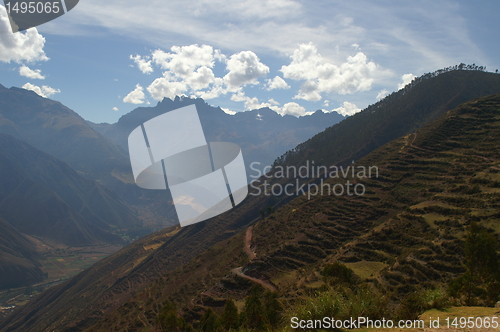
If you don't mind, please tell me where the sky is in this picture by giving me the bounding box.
[0,0,499,123]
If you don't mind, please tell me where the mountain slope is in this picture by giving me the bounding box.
[0,134,142,246]
[78,92,500,331]
[0,84,129,185]
[89,96,345,178]
[2,70,500,331]
[0,217,44,289]
[275,70,500,168]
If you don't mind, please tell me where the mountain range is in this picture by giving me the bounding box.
[0,83,346,224]
[0,82,346,292]
[88,96,345,181]
[1,69,499,331]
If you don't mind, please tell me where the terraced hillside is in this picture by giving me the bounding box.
[85,93,500,331]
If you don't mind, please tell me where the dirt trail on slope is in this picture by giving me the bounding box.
[231,226,277,292]
[244,226,256,261]
[231,267,277,292]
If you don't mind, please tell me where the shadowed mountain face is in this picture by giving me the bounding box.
[89,97,345,179]
[0,133,141,246]
[0,84,129,187]
[0,217,44,289]
[3,70,500,331]
[0,84,345,227]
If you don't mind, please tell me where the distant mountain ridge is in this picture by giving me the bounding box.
[89,97,345,179]
[0,84,129,186]
[0,84,345,227]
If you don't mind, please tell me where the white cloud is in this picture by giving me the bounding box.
[398,73,416,89]
[329,101,361,116]
[224,51,269,91]
[22,83,60,98]
[0,6,48,63]
[279,102,306,117]
[230,90,307,116]
[123,84,147,104]
[281,43,386,101]
[152,44,218,77]
[147,78,187,101]
[231,90,277,112]
[19,65,45,79]
[268,98,280,106]
[221,107,236,115]
[266,76,290,90]
[136,45,272,101]
[376,89,389,100]
[140,44,222,100]
[130,54,153,74]
[186,66,216,90]
[193,78,226,100]
[44,0,491,89]
[113,107,119,111]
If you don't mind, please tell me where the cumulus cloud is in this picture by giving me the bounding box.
[279,102,306,117]
[223,51,269,91]
[113,107,119,111]
[328,101,361,116]
[139,44,223,100]
[398,73,416,89]
[123,84,147,104]
[19,65,45,79]
[132,44,273,101]
[0,6,48,63]
[152,44,218,74]
[22,83,60,98]
[281,43,384,101]
[221,108,236,115]
[231,90,307,116]
[376,89,389,100]
[130,55,153,74]
[266,76,290,90]
[147,78,187,101]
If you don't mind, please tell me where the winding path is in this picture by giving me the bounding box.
[230,226,278,292]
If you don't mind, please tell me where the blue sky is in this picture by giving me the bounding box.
[0,0,499,123]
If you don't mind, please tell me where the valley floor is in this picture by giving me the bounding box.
[0,242,122,319]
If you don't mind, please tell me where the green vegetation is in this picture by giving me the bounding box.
[157,300,193,331]
[322,262,359,285]
[448,222,500,305]
[260,206,275,220]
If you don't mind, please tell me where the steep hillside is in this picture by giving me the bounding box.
[275,70,500,168]
[2,71,500,331]
[0,217,44,289]
[0,84,129,186]
[0,134,142,246]
[84,92,500,331]
[89,96,345,178]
